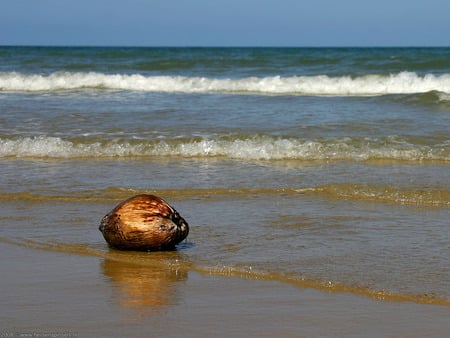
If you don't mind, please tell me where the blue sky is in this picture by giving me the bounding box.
[1,0,449,46]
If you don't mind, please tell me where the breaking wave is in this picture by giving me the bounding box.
[1,71,450,96]
[1,135,449,161]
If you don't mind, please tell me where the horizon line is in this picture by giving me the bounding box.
[1,44,449,49]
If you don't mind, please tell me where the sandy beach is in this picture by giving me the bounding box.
[1,241,449,338]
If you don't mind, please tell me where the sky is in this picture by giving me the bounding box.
[0,0,449,47]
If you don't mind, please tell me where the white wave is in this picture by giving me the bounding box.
[1,71,450,96]
[0,136,145,158]
[1,136,448,161]
[437,92,450,102]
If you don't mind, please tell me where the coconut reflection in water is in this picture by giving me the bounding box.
[101,250,188,312]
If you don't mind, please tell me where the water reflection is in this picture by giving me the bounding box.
[101,250,188,312]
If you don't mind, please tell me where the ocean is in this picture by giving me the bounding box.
[1,46,450,335]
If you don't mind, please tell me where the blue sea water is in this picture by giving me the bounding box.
[0,47,449,306]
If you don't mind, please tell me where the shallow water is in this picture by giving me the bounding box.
[1,157,449,306]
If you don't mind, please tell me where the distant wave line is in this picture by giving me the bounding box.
[1,71,450,96]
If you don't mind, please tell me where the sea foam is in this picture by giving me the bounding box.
[1,135,448,161]
[1,71,450,96]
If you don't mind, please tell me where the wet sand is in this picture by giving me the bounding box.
[1,242,449,338]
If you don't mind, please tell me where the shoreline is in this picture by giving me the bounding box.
[2,235,449,307]
[2,242,450,337]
